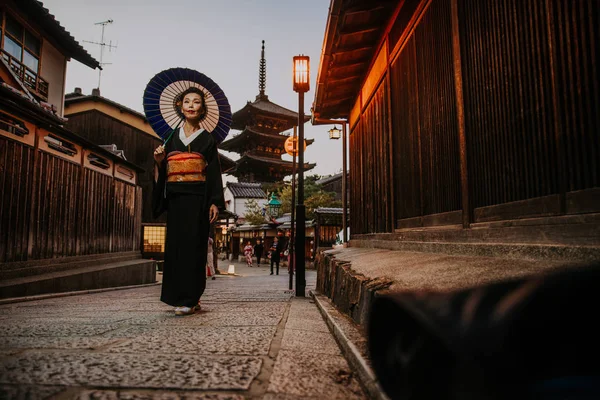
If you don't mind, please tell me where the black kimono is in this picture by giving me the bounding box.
[153,128,224,307]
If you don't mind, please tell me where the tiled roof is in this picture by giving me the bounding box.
[316,173,343,186]
[231,96,311,130]
[226,182,266,199]
[221,126,315,152]
[241,154,316,170]
[314,207,343,215]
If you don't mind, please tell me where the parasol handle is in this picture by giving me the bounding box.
[162,120,183,147]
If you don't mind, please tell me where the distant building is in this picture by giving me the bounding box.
[316,172,350,202]
[223,182,267,223]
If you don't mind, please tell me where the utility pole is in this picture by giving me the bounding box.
[83,19,117,90]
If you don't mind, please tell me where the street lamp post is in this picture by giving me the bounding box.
[289,127,297,290]
[293,54,309,297]
[328,124,347,243]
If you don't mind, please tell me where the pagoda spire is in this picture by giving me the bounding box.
[258,40,267,99]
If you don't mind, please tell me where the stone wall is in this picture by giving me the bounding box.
[316,251,392,327]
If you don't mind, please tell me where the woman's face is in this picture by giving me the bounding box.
[181,92,204,121]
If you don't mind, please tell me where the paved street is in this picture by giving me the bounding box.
[0,261,366,400]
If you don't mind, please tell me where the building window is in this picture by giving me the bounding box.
[116,166,134,179]
[87,153,110,169]
[0,112,29,137]
[44,134,77,156]
[143,226,166,253]
[1,13,45,99]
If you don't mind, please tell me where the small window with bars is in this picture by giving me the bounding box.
[44,134,77,156]
[87,153,110,169]
[116,166,134,179]
[143,226,166,253]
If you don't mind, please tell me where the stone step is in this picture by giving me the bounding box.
[378,213,600,246]
[0,259,156,299]
[351,239,600,262]
[0,252,142,281]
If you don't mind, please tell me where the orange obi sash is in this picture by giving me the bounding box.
[167,152,207,182]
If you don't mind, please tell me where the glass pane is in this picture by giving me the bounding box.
[24,31,40,55]
[5,15,23,41]
[3,35,22,60]
[23,50,38,72]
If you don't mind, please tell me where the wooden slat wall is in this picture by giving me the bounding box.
[551,0,600,192]
[459,0,600,208]
[112,180,138,252]
[30,152,81,259]
[0,138,35,262]
[350,0,598,233]
[349,121,363,234]
[386,0,461,229]
[0,136,142,263]
[350,81,392,234]
[390,39,421,221]
[415,0,461,217]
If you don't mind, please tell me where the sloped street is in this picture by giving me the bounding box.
[0,263,366,400]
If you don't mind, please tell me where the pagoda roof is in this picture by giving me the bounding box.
[231,95,311,130]
[220,126,314,152]
[229,153,316,174]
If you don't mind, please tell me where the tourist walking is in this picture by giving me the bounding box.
[270,237,284,275]
[254,239,264,265]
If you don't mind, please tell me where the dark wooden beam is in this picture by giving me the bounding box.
[332,43,377,56]
[338,25,380,36]
[326,75,364,85]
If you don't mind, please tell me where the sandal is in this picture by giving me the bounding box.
[174,305,199,316]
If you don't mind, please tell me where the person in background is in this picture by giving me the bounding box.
[270,237,284,275]
[207,237,216,280]
[244,241,254,267]
[254,239,264,266]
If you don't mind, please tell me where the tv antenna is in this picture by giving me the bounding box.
[83,19,117,91]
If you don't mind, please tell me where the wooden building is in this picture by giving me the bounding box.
[221,41,315,183]
[313,0,599,244]
[0,0,153,298]
[63,88,236,259]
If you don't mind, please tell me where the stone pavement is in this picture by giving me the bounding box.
[0,260,367,400]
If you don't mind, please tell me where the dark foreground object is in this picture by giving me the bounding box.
[368,262,600,400]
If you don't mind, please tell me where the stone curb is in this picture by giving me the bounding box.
[310,290,390,400]
[0,282,161,305]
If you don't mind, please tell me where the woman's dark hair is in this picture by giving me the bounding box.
[175,87,207,121]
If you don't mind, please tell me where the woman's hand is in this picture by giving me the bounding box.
[209,204,219,223]
[153,145,165,164]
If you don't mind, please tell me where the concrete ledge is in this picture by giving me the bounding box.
[0,282,161,305]
[311,290,390,400]
[0,252,143,280]
[0,259,156,299]
[316,247,594,327]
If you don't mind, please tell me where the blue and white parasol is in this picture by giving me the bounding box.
[143,68,232,144]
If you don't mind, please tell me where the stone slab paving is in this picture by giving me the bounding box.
[0,262,366,399]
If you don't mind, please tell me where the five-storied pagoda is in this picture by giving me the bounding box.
[220,41,315,183]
